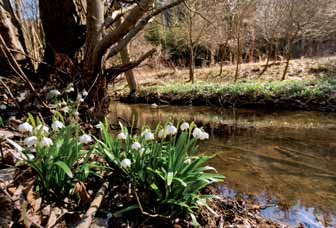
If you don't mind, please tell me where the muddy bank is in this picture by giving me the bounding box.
[119,90,336,112]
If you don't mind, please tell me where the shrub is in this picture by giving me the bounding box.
[97,121,224,225]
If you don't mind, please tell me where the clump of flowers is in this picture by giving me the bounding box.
[98,121,223,225]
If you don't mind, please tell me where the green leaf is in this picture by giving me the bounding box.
[55,161,73,178]
[190,213,200,227]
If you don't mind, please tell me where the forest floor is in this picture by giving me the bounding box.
[116,56,336,111]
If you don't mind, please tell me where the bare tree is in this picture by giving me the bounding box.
[81,0,183,112]
[274,0,335,80]
[0,0,27,63]
[226,0,255,82]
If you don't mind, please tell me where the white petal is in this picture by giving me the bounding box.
[120,158,131,168]
[18,122,33,133]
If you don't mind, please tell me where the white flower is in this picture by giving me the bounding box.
[51,120,64,131]
[0,104,7,110]
[192,128,209,140]
[139,148,145,156]
[95,122,104,129]
[131,142,141,150]
[120,158,131,169]
[165,124,177,135]
[199,132,209,140]
[192,128,203,138]
[184,158,191,164]
[82,89,88,97]
[24,136,37,147]
[18,122,33,133]
[76,94,84,103]
[40,137,53,147]
[65,87,75,93]
[79,134,92,144]
[48,89,61,97]
[36,124,49,133]
[180,122,190,131]
[61,101,67,106]
[142,129,154,141]
[158,129,166,139]
[117,132,127,140]
[61,106,70,113]
[74,111,80,117]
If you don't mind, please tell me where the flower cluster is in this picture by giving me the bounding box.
[111,122,209,168]
[18,119,93,149]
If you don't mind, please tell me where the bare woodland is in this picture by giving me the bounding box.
[1,0,336,115]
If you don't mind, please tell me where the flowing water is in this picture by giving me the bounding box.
[108,102,336,228]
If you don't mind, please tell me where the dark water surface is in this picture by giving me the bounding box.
[108,102,336,228]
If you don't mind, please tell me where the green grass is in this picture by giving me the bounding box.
[145,79,336,99]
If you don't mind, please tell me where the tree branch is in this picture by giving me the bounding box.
[106,0,184,59]
[105,48,156,80]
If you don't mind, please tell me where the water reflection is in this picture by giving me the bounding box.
[108,102,336,227]
[219,185,336,228]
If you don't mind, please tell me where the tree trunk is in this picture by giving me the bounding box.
[234,31,240,83]
[189,45,195,83]
[39,0,86,58]
[281,51,291,81]
[281,42,292,80]
[115,7,137,95]
[120,47,137,94]
[0,0,26,63]
[259,44,272,77]
[188,14,194,83]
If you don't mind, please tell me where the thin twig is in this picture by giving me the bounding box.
[75,182,109,228]
[133,185,170,219]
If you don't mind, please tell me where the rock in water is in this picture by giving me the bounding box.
[0,192,13,228]
[151,103,158,108]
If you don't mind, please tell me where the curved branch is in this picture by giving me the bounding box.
[106,48,156,80]
[106,0,184,59]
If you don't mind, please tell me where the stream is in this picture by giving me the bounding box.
[107,102,336,228]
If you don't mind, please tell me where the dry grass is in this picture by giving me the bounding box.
[112,56,336,92]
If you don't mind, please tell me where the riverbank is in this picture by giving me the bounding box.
[119,79,336,111]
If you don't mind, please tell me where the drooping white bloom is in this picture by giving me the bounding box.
[139,148,145,156]
[117,132,127,140]
[95,122,104,129]
[40,137,53,147]
[18,122,33,133]
[184,158,191,164]
[79,134,93,144]
[192,128,203,139]
[36,124,49,133]
[74,111,80,117]
[82,89,88,97]
[192,128,209,140]
[24,136,37,147]
[61,101,67,106]
[51,120,64,131]
[158,129,166,139]
[76,94,84,103]
[131,141,141,150]
[142,129,154,141]
[199,132,209,140]
[65,87,75,93]
[180,122,190,131]
[48,89,61,97]
[165,124,177,135]
[120,158,131,168]
[0,104,7,110]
